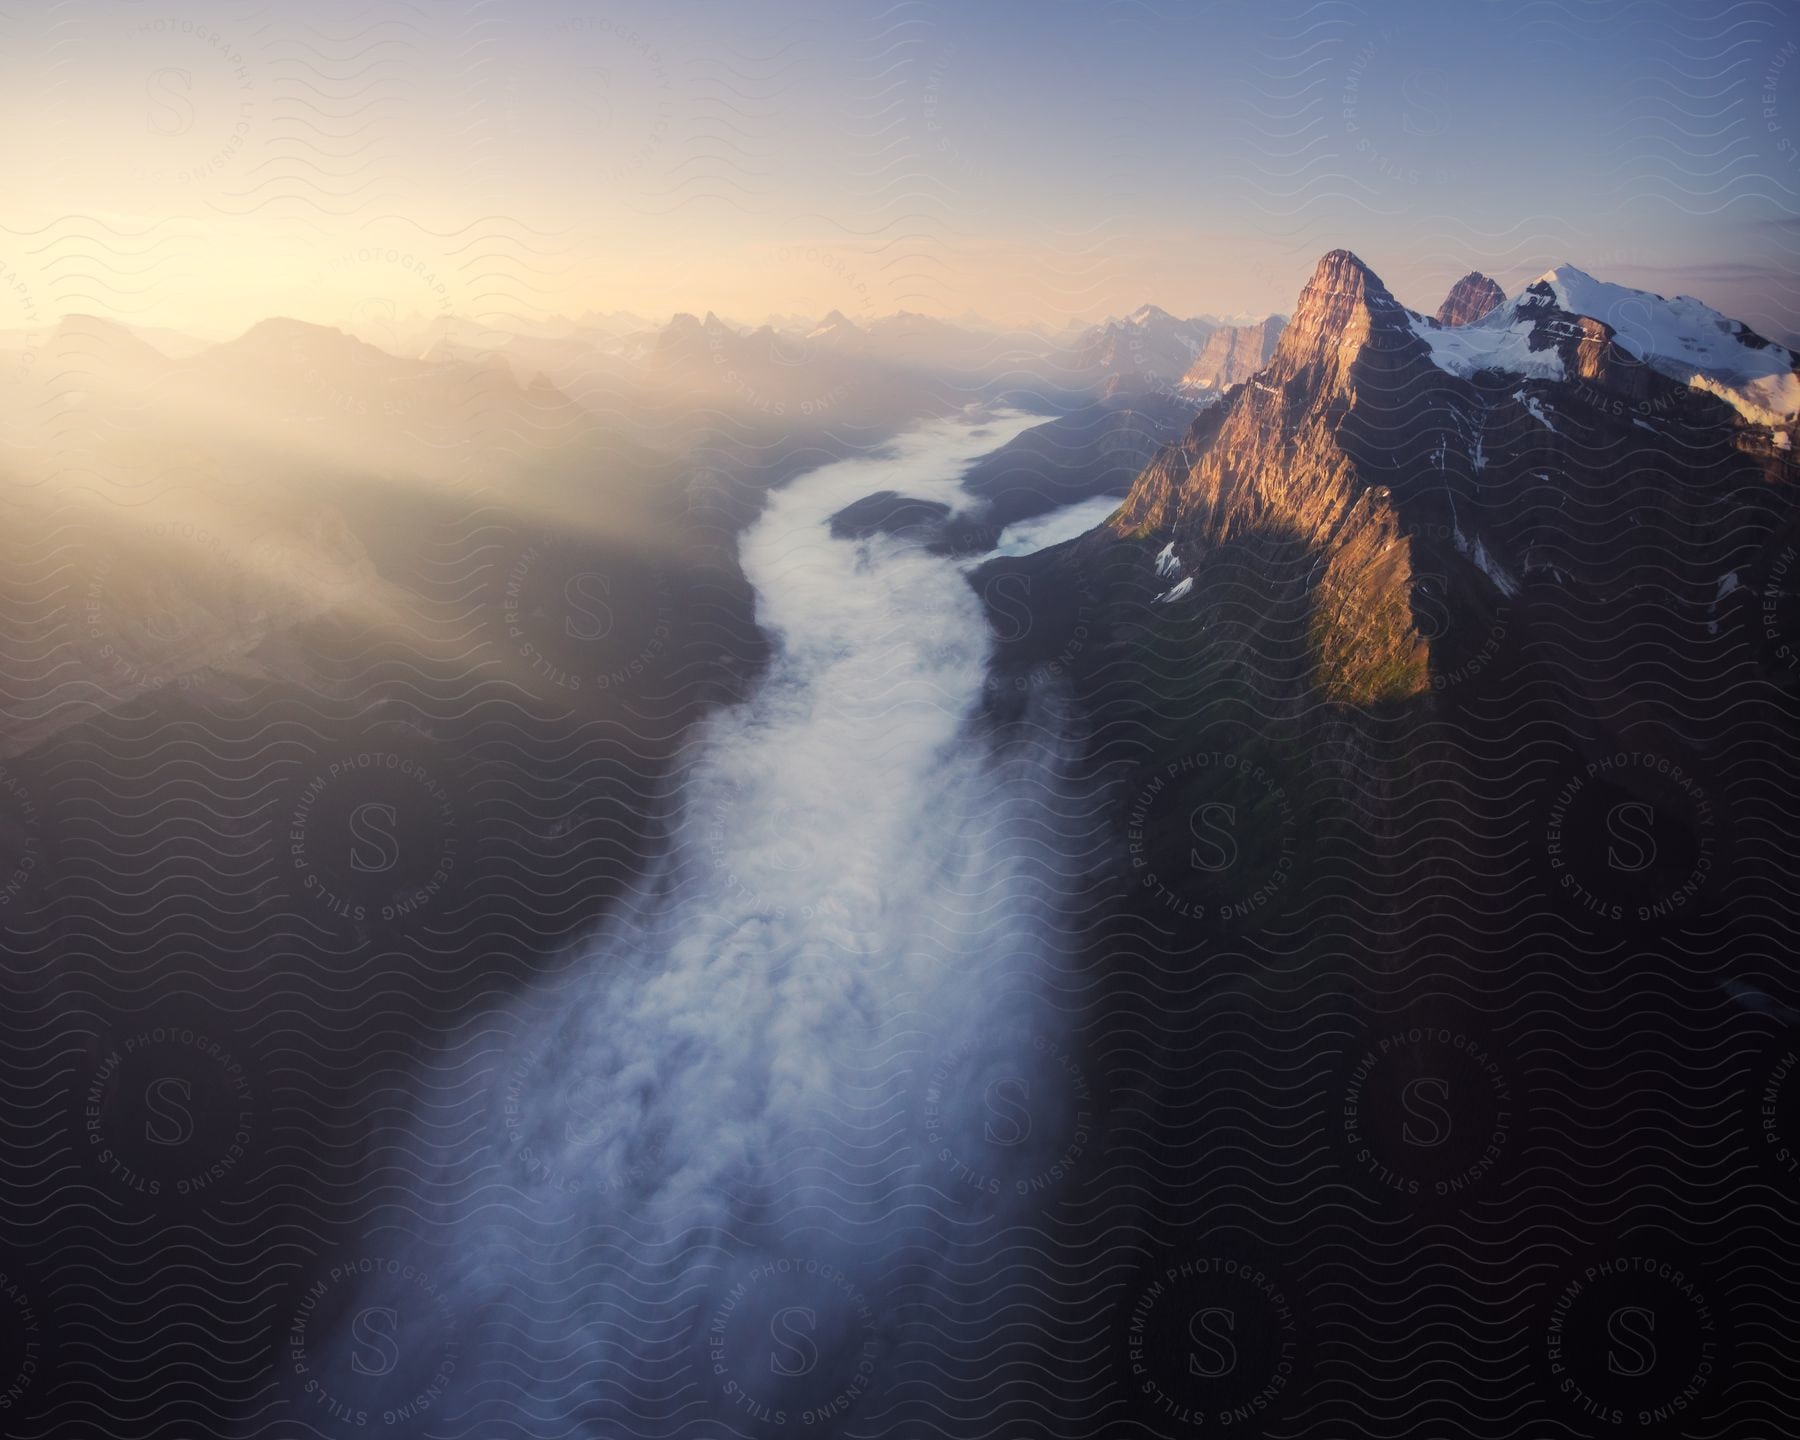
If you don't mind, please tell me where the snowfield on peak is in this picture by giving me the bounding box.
[1410,308,1568,381]
[1411,263,1798,425]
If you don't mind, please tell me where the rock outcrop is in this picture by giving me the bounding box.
[1434,270,1505,326]
[1177,314,1287,390]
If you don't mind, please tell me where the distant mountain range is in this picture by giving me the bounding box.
[1,299,1299,411]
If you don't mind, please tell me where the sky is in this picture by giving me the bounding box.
[1,0,1796,341]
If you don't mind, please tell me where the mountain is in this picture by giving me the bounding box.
[1108,249,1435,702]
[1434,270,1505,326]
[1077,248,1790,696]
[967,249,1799,1440]
[805,309,865,345]
[1517,265,1798,425]
[574,307,655,336]
[1177,313,1287,390]
[980,245,1797,911]
[1072,303,1217,389]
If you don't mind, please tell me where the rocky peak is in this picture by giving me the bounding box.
[1297,248,1398,310]
[1265,249,1411,389]
[1435,271,1505,327]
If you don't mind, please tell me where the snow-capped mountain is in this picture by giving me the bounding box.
[986,244,1797,751]
[1407,265,1800,429]
[977,243,1799,989]
[1518,266,1798,426]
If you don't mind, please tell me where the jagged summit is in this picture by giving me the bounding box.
[1303,249,1396,300]
[657,311,731,336]
[205,316,417,373]
[1436,272,1505,327]
[1265,249,1410,387]
[1520,264,1610,307]
[1296,250,1404,319]
[1074,302,1215,385]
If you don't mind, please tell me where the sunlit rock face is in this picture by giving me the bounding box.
[1115,250,1432,705]
[1434,271,1505,328]
[1178,314,1287,391]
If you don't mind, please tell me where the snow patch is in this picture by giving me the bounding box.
[1411,310,1567,381]
[1154,576,1194,604]
[1454,527,1520,598]
[1514,390,1555,431]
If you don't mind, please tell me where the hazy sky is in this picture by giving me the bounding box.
[3,0,1796,340]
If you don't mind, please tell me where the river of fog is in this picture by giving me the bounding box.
[302,410,1096,1437]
